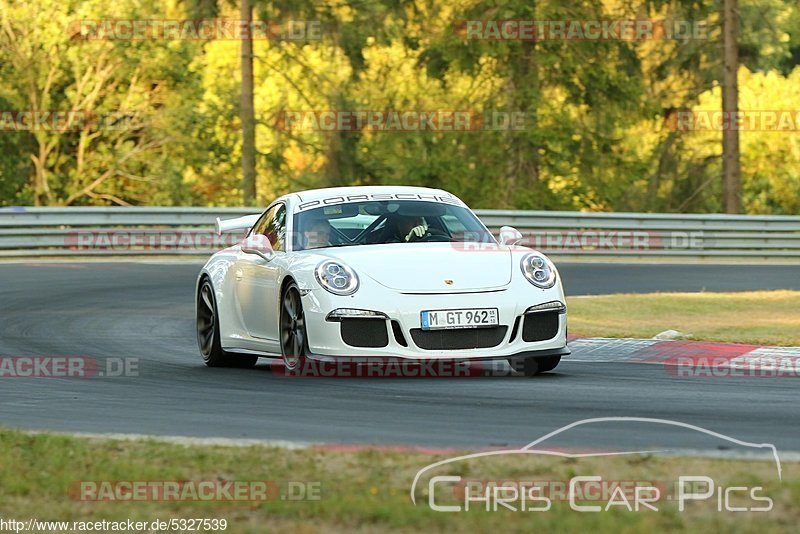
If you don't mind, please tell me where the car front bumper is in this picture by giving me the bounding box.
[299,276,569,362]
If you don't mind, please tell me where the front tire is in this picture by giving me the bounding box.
[280,281,308,371]
[509,355,561,376]
[197,278,258,368]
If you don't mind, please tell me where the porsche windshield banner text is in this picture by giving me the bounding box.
[295,191,464,211]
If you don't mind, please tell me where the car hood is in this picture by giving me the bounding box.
[317,243,512,292]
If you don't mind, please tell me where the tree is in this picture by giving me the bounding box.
[240,0,257,205]
[0,0,196,206]
[722,0,741,213]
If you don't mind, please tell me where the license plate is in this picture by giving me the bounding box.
[420,308,499,330]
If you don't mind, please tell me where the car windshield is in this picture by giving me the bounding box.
[292,200,496,251]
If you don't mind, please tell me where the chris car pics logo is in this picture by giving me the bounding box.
[411,417,779,513]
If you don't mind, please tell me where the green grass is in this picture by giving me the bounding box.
[566,290,800,346]
[1,429,798,532]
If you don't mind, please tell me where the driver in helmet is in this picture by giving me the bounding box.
[302,218,332,250]
[389,215,429,243]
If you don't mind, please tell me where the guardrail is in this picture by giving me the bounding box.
[1,206,799,259]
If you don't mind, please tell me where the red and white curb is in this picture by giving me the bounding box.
[569,337,800,377]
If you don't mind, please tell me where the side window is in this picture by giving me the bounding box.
[249,207,274,238]
[248,204,286,251]
[266,204,286,251]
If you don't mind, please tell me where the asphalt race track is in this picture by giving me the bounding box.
[1,261,798,454]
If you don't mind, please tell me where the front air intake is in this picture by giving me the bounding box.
[521,311,560,342]
[340,319,389,348]
[391,320,408,347]
[409,326,508,350]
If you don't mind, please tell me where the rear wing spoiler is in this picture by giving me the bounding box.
[215,214,261,235]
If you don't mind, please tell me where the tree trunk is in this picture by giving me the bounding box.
[240,0,257,205]
[31,137,52,207]
[504,19,539,208]
[722,0,741,213]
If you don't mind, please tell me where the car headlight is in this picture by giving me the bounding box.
[520,253,557,289]
[315,260,359,295]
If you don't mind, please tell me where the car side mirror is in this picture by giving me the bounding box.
[241,234,274,261]
[499,226,524,246]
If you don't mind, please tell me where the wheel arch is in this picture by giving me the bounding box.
[279,274,298,300]
[195,271,211,314]
[197,270,211,288]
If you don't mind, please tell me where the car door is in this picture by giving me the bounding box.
[235,203,287,341]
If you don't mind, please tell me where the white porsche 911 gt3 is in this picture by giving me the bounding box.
[196,186,569,376]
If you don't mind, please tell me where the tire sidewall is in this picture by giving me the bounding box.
[280,281,307,370]
[197,278,223,364]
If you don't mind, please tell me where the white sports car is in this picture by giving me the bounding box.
[196,186,569,376]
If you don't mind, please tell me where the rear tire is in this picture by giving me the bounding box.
[509,355,561,377]
[197,278,258,368]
